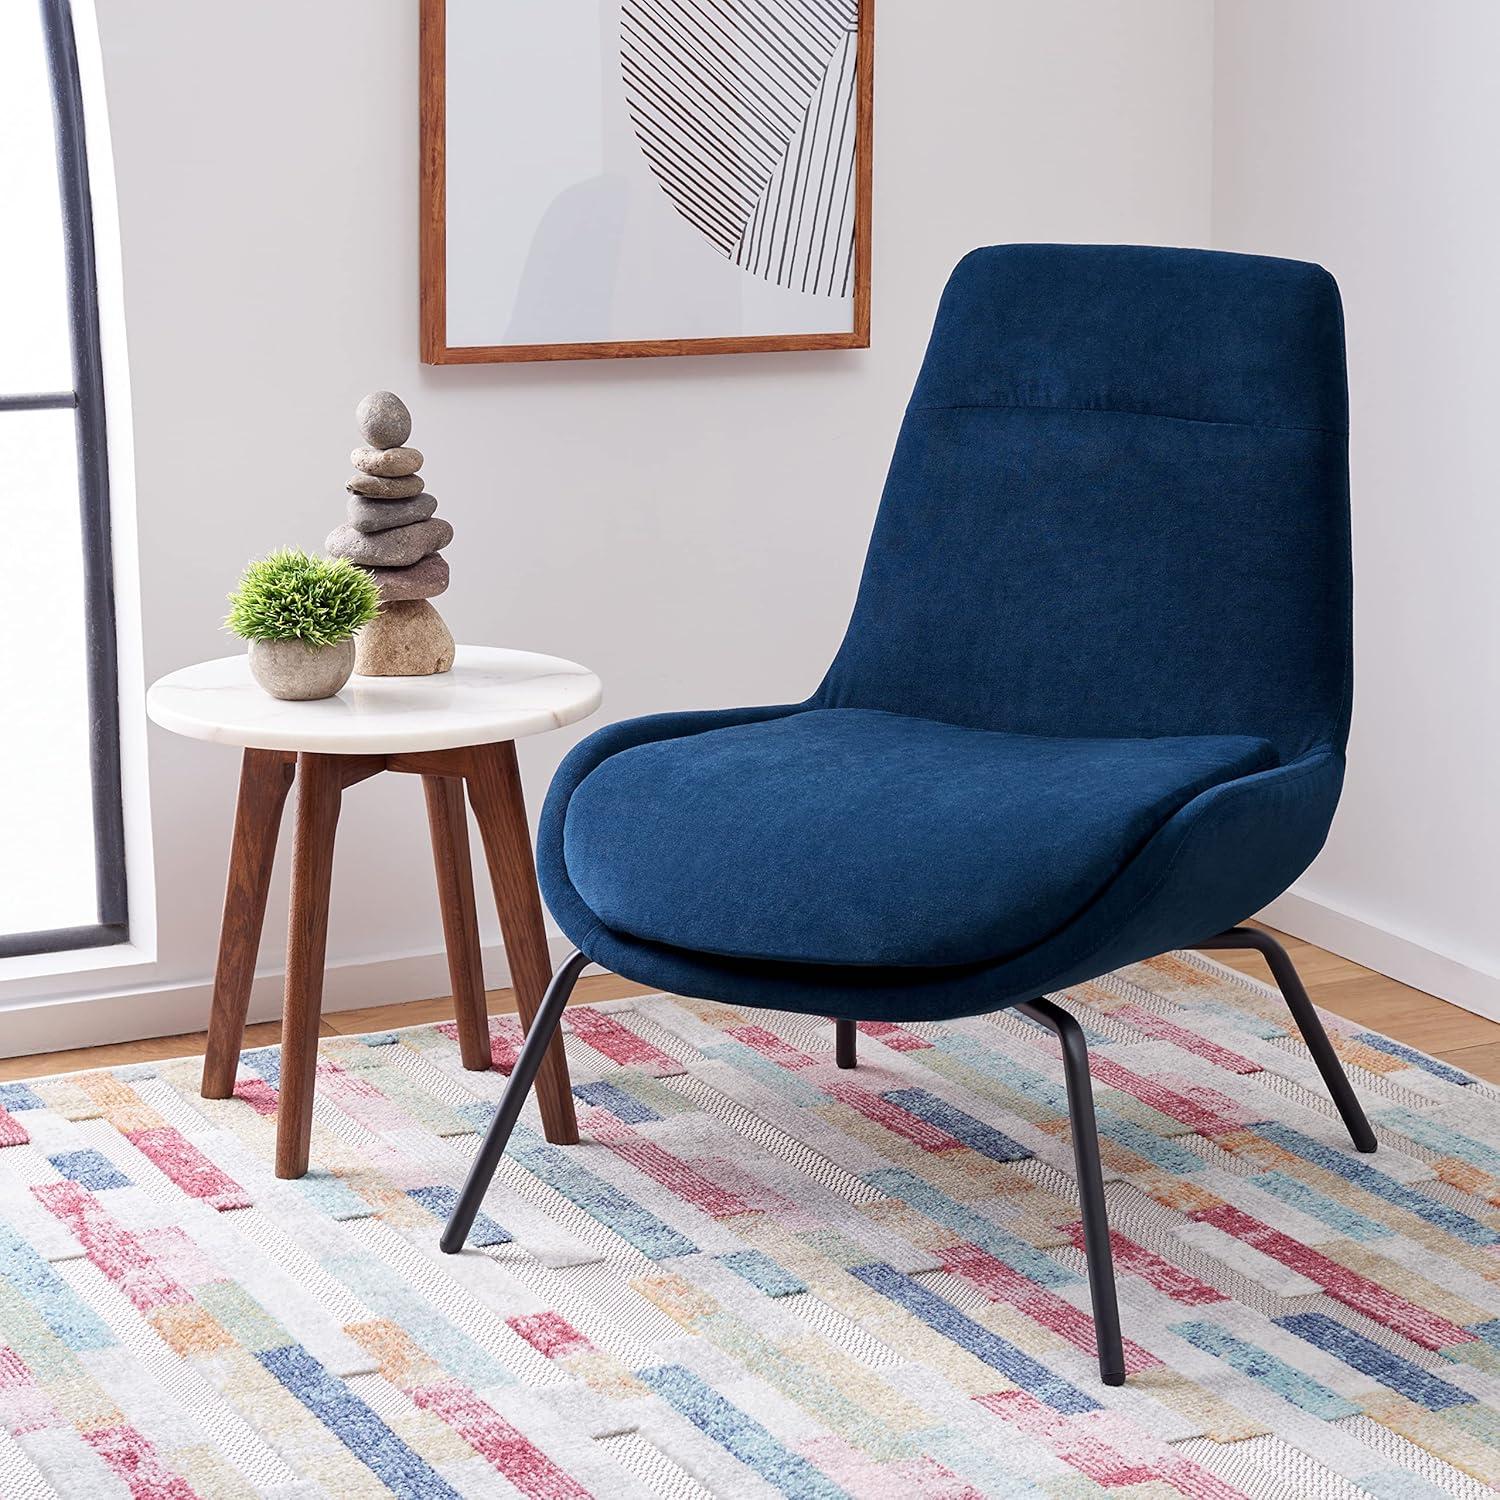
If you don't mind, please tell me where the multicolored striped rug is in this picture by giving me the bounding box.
[1,951,1497,1498]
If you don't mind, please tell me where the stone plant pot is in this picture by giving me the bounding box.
[247,637,356,701]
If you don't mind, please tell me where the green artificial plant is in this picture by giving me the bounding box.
[226,548,381,647]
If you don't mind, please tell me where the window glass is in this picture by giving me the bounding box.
[0,2,73,393]
[0,0,127,954]
[0,409,97,933]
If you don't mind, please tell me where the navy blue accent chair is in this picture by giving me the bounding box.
[443,245,1376,1386]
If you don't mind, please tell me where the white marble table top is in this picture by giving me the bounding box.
[146,646,602,754]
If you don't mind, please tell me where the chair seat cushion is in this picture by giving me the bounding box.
[563,709,1277,968]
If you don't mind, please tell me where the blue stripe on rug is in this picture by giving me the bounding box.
[702,1042,827,1106]
[639,1363,849,1499]
[507,1126,696,1259]
[1358,1474,1462,1500]
[573,1079,661,1123]
[921,1032,1207,1173]
[405,1186,510,1246]
[1277,1313,1474,1410]
[1249,1170,1393,1242]
[1170,1320,1360,1418]
[0,1220,114,1352]
[1257,1123,1499,1245]
[326,1251,514,1390]
[1376,1109,1500,1175]
[718,1249,807,1298]
[1350,1034,1473,1085]
[241,1046,281,1087]
[880,1089,1032,1162]
[257,1343,463,1498]
[850,1263,1098,1415]
[48,1149,131,1191]
[866,1168,1077,1288]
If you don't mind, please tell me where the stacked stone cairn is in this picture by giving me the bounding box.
[327,391,456,676]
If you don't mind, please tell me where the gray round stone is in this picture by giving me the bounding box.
[326,517,453,569]
[367,553,449,602]
[347,492,438,533]
[352,445,423,478]
[347,472,424,499]
[356,390,411,449]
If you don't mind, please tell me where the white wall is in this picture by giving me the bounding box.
[1214,0,1500,1017]
[0,1,1214,1048]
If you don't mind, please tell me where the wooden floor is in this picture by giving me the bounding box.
[3,924,1496,1084]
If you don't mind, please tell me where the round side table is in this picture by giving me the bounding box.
[147,645,602,1178]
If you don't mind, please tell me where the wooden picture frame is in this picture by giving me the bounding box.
[420,0,873,364]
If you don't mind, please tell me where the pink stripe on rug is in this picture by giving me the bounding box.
[412,1379,592,1499]
[593,1128,755,1218]
[728,1024,819,1071]
[855,1019,932,1052]
[978,1389,1248,1499]
[826,1082,965,1152]
[1110,1004,1262,1074]
[1087,1057,1248,1133]
[314,1060,411,1133]
[1195,1203,1476,1349]
[231,1078,278,1115]
[565,1008,679,1074]
[0,1346,62,1436]
[939,1242,1159,1373]
[509,1310,596,1361]
[127,1126,249,1211]
[84,1422,199,1500]
[1065,1224,1227,1305]
[33,1182,193,1313]
[800,1433,985,1498]
[438,1016,525,1071]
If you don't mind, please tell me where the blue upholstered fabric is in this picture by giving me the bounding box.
[565,710,1275,967]
[538,245,1352,1021]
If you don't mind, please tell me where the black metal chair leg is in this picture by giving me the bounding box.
[835,1018,857,1068]
[1015,996,1125,1386]
[1196,926,1377,1154]
[441,948,591,1254]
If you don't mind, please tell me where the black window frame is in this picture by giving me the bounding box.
[0,0,128,959]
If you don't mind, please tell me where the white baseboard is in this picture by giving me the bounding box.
[10,892,1496,1061]
[0,929,583,1061]
[1258,890,1500,1024]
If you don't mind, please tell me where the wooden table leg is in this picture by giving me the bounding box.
[276,753,343,1178]
[202,748,295,1099]
[466,741,579,1145]
[422,774,491,1070]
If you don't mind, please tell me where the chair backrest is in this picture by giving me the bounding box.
[815,244,1351,762]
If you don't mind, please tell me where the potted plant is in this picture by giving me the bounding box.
[226,548,381,700]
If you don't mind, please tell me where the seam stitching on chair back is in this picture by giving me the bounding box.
[906,401,1347,438]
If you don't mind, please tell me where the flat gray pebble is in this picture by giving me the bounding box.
[356,390,411,449]
[347,492,438,533]
[347,471,424,499]
[367,553,449,602]
[326,517,453,569]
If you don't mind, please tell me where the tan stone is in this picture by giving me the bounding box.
[352,444,423,477]
[353,599,455,677]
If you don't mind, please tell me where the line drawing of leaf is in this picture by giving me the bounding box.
[620,0,859,298]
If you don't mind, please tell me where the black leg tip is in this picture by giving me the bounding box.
[1101,1368,1126,1387]
[438,1228,466,1255]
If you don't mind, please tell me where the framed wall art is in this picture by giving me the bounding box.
[420,0,873,364]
